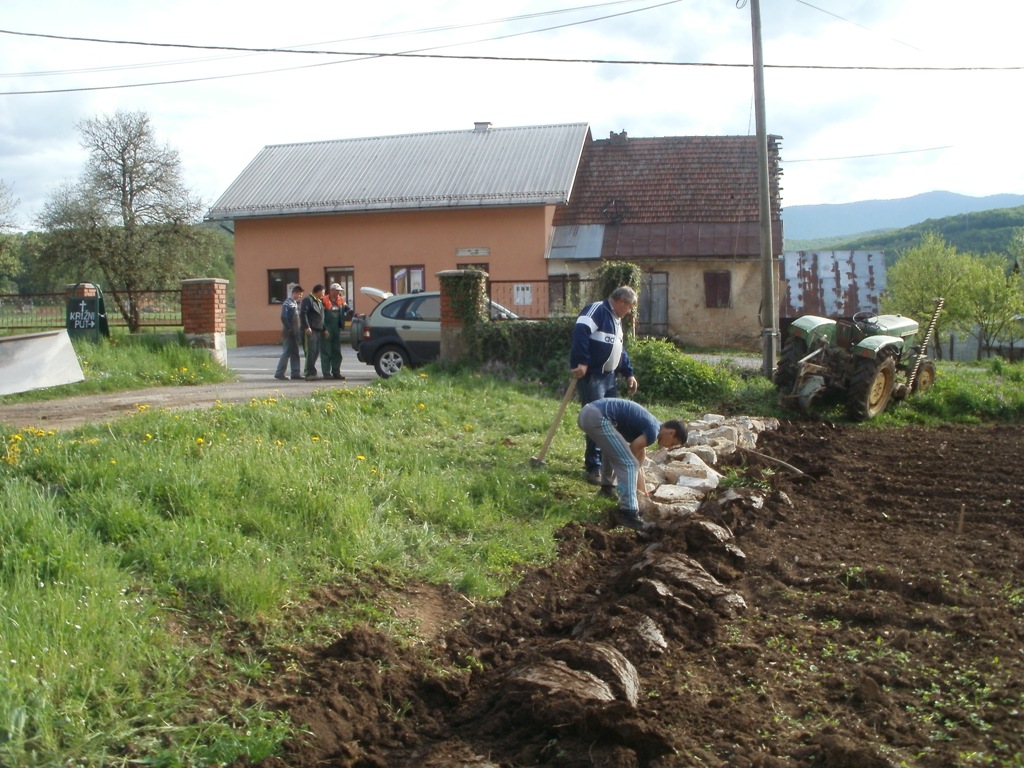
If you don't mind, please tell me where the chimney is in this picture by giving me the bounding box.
[474,122,492,132]
[609,130,628,144]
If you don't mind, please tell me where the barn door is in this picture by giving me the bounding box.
[638,272,668,336]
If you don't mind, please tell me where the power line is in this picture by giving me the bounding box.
[786,146,953,163]
[792,0,921,51]
[1,45,1020,97]
[0,0,667,79]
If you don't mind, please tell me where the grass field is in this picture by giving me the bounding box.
[2,337,1023,765]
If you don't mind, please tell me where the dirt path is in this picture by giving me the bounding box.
[0,345,373,430]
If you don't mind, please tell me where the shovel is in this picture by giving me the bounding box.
[530,378,577,467]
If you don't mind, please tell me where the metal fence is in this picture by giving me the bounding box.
[487,278,596,320]
[0,290,182,334]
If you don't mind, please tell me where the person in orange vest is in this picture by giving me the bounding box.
[323,283,354,380]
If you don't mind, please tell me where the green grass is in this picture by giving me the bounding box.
[1,337,1023,764]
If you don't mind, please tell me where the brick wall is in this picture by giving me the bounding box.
[181,279,228,334]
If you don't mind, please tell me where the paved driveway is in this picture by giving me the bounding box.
[227,345,377,384]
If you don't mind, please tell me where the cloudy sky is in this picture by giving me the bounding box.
[1,0,1021,229]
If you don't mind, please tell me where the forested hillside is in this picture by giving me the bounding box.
[786,206,1024,264]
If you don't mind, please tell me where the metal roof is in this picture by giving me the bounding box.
[207,122,590,221]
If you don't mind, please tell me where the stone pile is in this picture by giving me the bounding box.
[500,414,785,749]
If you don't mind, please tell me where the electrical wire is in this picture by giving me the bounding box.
[0,0,667,79]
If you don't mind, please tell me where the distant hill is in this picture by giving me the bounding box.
[830,206,1024,261]
[785,205,1024,263]
[784,191,1024,242]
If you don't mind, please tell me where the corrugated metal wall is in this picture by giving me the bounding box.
[781,251,886,318]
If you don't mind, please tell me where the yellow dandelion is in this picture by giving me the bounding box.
[418,403,425,410]
[110,459,116,465]
[357,455,366,461]
[196,437,204,445]
[311,436,320,442]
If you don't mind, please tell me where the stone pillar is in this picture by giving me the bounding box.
[181,278,229,366]
[438,269,488,364]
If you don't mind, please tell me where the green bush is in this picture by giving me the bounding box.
[628,338,735,406]
[473,317,574,375]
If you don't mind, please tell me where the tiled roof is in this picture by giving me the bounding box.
[554,133,782,225]
[552,133,783,259]
[207,122,590,220]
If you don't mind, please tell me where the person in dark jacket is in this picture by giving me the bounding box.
[274,285,304,380]
[569,286,639,486]
[300,284,328,379]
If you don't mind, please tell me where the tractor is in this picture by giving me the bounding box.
[774,298,944,420]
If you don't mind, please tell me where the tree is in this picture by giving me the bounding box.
[881,233,977,359]
[37,110,214,331]
[883,232,1024,361]
[0,180,20,291]
[968,254,1024,357]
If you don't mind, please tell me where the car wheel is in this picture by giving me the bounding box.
[373,345,409,378]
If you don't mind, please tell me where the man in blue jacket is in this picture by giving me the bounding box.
[577,397,686,531]
[274,285,304,380]
[570,286,640,486]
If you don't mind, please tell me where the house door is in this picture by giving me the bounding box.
[638,272,668,336]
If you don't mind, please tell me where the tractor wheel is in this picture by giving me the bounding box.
[847,354,897,420]
[912,359,937,392]
[774,336,807,392]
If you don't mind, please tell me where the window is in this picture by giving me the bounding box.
[381,295,440,322]
[268,268,299,304]
[391,265,425,295]
[704,270,732,309]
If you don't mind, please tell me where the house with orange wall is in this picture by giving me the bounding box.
[207,122,588,346]
[207,122,784,349]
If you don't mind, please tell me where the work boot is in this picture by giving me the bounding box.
[616,508,653,533]
[586,469,603,486]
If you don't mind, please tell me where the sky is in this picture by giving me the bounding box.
[1,0,1022,230]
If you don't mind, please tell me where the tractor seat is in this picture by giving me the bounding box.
[835,319,864,348]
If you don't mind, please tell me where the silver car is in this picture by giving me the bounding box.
[351,288,519,378]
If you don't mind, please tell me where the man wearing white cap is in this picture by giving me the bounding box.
[323,283,354,380]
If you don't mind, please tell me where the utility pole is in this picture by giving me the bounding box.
[749,0,778,378]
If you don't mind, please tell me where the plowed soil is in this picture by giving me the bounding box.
[214,421,1024,768]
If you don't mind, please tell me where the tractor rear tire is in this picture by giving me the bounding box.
[847,354,897,420]
[912,359,937,392]
[774,336,807,392]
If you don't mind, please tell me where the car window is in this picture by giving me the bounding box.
[405,296,441,322]
[380,298,412,320]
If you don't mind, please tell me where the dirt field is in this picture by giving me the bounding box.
[199,421,1024,768]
